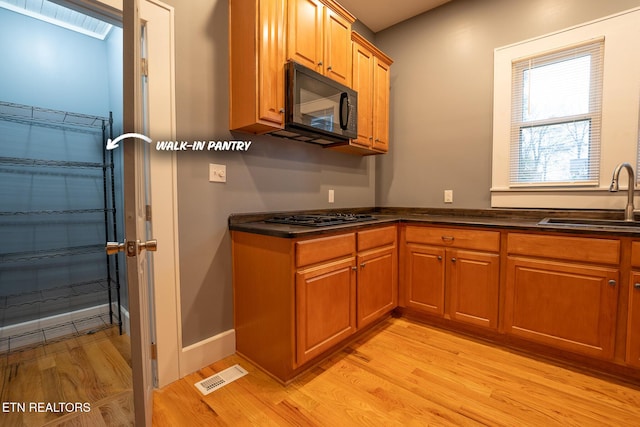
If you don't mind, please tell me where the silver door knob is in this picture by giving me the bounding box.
[106,239,157,257]
[139,239,158,253]
[106,242,125,255]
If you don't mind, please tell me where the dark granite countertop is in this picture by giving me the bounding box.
[228,207,640,238]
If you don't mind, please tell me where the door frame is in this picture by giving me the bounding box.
[138,0,182,388]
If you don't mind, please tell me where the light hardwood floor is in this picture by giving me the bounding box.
[153,317,640,426]
[0,327,133,426]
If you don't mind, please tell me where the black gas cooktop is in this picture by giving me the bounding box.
[265,213,376,227]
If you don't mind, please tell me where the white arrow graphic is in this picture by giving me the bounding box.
[106,133,153,150]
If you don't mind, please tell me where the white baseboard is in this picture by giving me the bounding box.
[179,329,236,378]
[0,303,131,339]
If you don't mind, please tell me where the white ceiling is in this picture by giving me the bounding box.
[338,0,452,32]
[0,0,112,39]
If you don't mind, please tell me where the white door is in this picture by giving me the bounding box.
[122,0,177,425]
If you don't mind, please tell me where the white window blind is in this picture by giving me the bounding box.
[509,39,604,186]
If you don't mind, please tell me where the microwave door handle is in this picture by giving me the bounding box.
[339,92,349,130]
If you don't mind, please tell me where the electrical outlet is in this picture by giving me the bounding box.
[444,190,453,203]
[328,189,335,203]
[209,164,226,183]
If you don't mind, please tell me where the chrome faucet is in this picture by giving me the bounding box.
[609,162,636,221]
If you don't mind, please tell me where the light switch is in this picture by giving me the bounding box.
[209,164,226,183]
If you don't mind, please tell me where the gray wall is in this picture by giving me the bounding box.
[164,0,376,346]
[375,0,640,208]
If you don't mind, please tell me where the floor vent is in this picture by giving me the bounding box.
[194,364,248,395]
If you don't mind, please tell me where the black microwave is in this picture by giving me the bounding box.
[271,61,357,145]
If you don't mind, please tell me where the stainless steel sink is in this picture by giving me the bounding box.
[538,217,640,229]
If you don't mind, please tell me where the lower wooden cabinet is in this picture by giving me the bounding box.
[233,220,640,381]
[627,241,640,368]
[403,244,445,315]
[505,233,620,360]
[626,271,640,368]
[400,225,500,330]
[296,257,356,366]
[448,249,499,329]
[506,257,618,359]
[356,226,397,328]
[232,225,397,382]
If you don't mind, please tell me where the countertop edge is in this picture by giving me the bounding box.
[228,208,640,238]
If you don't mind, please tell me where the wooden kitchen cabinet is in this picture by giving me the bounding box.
[229,0,286,134]
[295,232,358,366]
[232,225,397,382]
[330,32,393,155]
[400,225,500,329]
[296,257,356,365]
[287,0,354,86]
[505,233,620,360]
[356,226,398,328]
[627,242,640,368]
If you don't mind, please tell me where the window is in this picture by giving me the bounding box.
[492,7,640,209]
[510,40,603,186]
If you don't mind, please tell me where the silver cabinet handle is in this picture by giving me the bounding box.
[351,266,358,271]
[451,257,457,263]
[360,263,366,268]
[327,65,332,71]
[608,279,616,286]
[634,283,640,289]
[317,61,323,66]
[441,236,455,242]
[279,108,284,113]
[437,256,442,261]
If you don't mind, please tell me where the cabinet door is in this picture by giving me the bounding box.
[448,249,499,329]
[505,256,619,360]
[628,272,640,368]
[372,57,391,152]
[403,244,445,315]
[258,0,286,125]
[323,7,351,86]
[296,258,356,366]
[287,0,323,72]
[357,246,397,329]
[351,40,373,148]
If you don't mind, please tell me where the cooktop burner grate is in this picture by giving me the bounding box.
[265,213,376,227]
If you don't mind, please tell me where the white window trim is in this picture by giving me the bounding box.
[492,7,640,209]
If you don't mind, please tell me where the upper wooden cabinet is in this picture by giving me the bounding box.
[330,32,393,155]
[287,0,354,86]
[229,0,286,134]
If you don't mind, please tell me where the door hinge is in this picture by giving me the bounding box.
[145,204,152,221]
[141,58,149,77]
[151,343,157,360]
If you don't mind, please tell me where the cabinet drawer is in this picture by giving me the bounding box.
[507,233,620,265]
[296,233,355,268]
[357,226,396,251]
[405,226,499,252]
